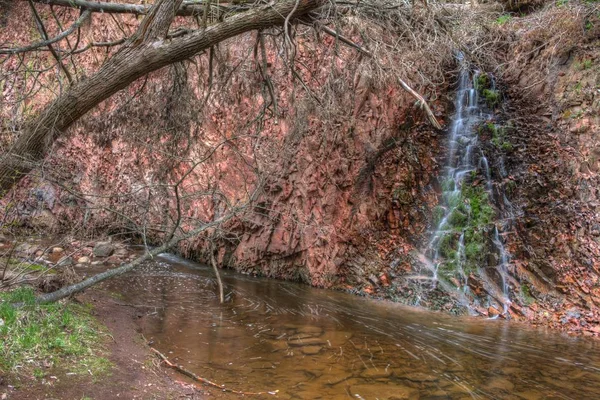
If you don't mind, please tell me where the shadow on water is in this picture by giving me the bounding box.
[88,254,600,399]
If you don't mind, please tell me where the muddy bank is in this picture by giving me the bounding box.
[2,290,206,400]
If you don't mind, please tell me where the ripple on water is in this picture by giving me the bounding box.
[89,256,600,399]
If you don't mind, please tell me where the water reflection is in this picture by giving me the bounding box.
[91,254,600,399]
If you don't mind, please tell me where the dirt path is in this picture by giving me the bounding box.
[2,290,209,400]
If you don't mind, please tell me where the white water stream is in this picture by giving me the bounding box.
[425,55,513,313]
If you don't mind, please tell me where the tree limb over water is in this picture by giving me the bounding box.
[0,0,324,194]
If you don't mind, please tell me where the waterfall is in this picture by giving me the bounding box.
[423,54,513,314]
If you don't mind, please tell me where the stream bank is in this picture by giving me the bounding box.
[2,289,204,400]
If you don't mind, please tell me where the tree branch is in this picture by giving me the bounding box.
[0,0,324,194]
[0,9,91,55]
[31,0,229,17]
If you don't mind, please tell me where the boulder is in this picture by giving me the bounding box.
[93,242,115,257]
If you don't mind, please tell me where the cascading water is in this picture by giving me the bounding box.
[423,54,513,314]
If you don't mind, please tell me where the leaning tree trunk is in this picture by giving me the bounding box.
[0,0,322,194]
[36,210,235,303]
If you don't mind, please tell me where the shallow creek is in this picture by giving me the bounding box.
[86,254,600,399]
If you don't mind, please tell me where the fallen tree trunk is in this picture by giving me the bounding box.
[0,0,323,195]
[36,213,236,304]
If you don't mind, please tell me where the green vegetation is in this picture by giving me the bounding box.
[437,183,496,281]
[475,73,490,92]
[495,15,512,25]
[474,72,501,108]
[482,89,500,107]
[575,59,593,70]
[479,122,513,151]
[0,287,112,379]
[521,283,534,306]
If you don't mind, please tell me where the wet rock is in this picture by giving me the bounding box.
[106,255,122,264]
[77,256,91,264]
[323,331,352,348]
[360,368,392,379]
[399,372,438,383]
[485,377,515,392]
[114,248,129,257]
[350,383,418,399]
[301,345,323,355]
[368,274,380,286]
[16,243,37,256]
[57,257,73,267]
[488,306,501,318]
[288,337,326,347]
[515,390,543,400]
[295,325,324,335]
[93,242,115,257]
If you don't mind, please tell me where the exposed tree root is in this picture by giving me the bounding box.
[150,347,278,396]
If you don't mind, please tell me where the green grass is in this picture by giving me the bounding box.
[0,287,112,379]
[495,15,512,25]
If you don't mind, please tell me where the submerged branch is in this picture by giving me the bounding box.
[151,347,278,395]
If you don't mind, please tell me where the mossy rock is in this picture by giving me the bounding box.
[482,89,500,107]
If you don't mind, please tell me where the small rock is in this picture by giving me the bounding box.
[288,337,326,347]
[77,256,90,264]
[114,248,129,257]
[93,242,115,257]
[301,346,323,355]
[400,372,438,383]
[52,247,64,254]
[106,255,121,264]
[488,306,501,318]
[91,261,103,266]
[368,274,379,286]
[361,368,392,379]
[57,257,73,267]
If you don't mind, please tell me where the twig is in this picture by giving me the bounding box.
[0,9,91,55]
[209,242,224,303]
[316,24,442,130]
[150,347,278,396]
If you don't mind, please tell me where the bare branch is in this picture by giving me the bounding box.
[0,10,91,55]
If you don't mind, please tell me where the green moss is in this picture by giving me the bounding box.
[482,89,500,107]
[433,205,445,225]
[0,287,112,378]
[448,209,468,228]
[521,284,534,306]
[475,73,491,92]
[481,122,512,152]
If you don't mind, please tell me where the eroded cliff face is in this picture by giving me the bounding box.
[4,1,600,334]
[2,9,445,289]
[497,6,600,334]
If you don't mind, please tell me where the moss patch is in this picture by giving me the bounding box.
[436,183,496,281]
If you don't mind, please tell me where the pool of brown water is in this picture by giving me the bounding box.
[87,253,600,399]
